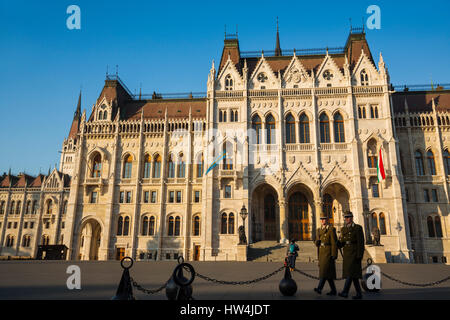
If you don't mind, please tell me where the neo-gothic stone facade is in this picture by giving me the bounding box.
[0,30,449,263]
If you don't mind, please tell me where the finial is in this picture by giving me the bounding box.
[106,65,109,77]
[224,24,226,39]
[349,18,352,32]
[293,48,296,57]
[236,24,238,37]
[116,65,118,76]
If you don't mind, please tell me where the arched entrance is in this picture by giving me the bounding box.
[78,219,102,260]
[288,192,310,241]
[251,184,279,242]
[321,183,350,230]
[286,184,315,241]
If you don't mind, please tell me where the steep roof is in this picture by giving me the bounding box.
[68,91,82,139]
[124,99,206,120]
[392,90,450,113]
[14,174,35,187]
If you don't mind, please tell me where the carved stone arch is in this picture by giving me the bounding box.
[321,178,353,200]
[298,109,313,120]
[318,109,331,119]
[285,179,318,201]
[331,108,349,120]
[249,56,277,88]
[121,151,137,162]
[283,110,298,121]
[263,110,279,122]
[250,111,263,121]
[87,147,108,163]
[250,178,283,200]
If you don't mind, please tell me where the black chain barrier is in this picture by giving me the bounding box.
[116,256,450,299]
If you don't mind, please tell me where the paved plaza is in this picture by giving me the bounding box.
[0,260,449,300]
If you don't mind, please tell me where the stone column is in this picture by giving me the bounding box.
[279,198,288,244]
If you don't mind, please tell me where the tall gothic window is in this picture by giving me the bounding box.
[228,213,235,234]
[92,153,102,177]
[225,74,233,91]
[252,115,262,145]
[143,154,151,178]
[168,154,175,178]
[153,154,161,178]
[285,113,296,144]
[427,150,436,175]
[196,153,204,178]
[444,149,450,175]
[266,114,276,144]
[379,213,387,235]
[334,112,345,143]
[223,142,233,170]
[415,151,425,176]
[360,69,369,86]
[299,113,310,143]
[123,154,133,179]
[193,215,200,236]
[319,113,330,143]
[177,153,185,178]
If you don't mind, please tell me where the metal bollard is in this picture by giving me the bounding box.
[279,259,297,296]
[112,256,135,300]
[166,256,195,300]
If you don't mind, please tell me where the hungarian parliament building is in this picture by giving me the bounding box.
[0,28,449,264]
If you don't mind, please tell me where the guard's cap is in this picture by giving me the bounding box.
[319,211,329,219]
[344,211,354,218]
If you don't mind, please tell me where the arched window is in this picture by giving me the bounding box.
[22,235,31,248]
[415,151,425,176]
[408,215,414,238]
[228,213,235,234]
[358,106,362,119]
[334,112,345,143]
[98,111,103,120]
[193,215,200,236]
[221,213,228,234]
[9,201,15,215]
[103,111,108,120]
[0,201,5,215]
[16,201,21,215]
[177,153,185,178]
[153,154,162,178]
[168,216,174,236]
[25,201,30,215]
[444,149,450,175]
[319,113,330,143]
[371,213,378,230]
[175,216,181,236]
[143,154,151,178]
[123,154,133,179]
[149,216,155,235]
[223,142,233,170]
[46,200,52,214]
[225,74,233,91]
[427,216,435,237]
[6,235,14,247]
[117,216,123,236]
[285,113,296,144]
[427,150,436,175]
[123,216,130,236]
[266,114,276,144]
[142,216,149,236]
[379,213,387,235]
[32,200,37,214]
[92,153,102,177]
[299,113,310,143]
[42,235,50,246]
[252,115,262,145]
[367,139,378,168]
[435,216,443,238]
[63,200,67,215]
[196,153,204,178]
[168,154,175,178]
[360,70,369,86]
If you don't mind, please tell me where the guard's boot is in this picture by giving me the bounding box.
[338,277,352,298]
[314,279,326,294]
[326,279,337,296]
[352,278,363,300]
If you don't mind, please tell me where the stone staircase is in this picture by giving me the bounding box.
[247,241,372,263]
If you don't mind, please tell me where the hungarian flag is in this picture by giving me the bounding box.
[377,148,386,182]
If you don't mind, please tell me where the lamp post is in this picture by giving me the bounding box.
[239,205,248,245]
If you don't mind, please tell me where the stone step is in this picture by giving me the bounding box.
[247,241,372,263]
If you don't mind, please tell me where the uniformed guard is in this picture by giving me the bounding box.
[313,210,338,295]
[337,211,365,299]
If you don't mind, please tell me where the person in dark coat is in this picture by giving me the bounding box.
[313,210,338,295]
[337,211,365,299]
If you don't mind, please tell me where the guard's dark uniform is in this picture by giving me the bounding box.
[338,212,365,299]
[313,213,338,295]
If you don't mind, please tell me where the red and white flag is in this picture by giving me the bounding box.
[377,148,386,183]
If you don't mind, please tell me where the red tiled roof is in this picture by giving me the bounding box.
[124,99,206,120]
[392,90,450,113]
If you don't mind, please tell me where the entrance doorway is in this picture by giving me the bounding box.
[116,247,125,261]
[78,219,102,260]
[193,245,201,261]
[251,184,279,242]
[264,194,277,240]
[288,192,310,241]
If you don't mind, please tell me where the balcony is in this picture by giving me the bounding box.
[319,143,349,151]
[84,177,106,186]
[285,143,314,152]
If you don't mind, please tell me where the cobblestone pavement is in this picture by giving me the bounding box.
[0,260,449,300]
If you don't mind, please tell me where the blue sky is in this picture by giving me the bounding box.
[0,0,449,175]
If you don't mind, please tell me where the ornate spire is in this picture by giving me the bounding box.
[275,17,282,56]
[75,90,81,119]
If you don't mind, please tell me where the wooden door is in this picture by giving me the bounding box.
[264,194,277,240]
[193,245,200,261]
[116,247,125,261]
[288,192,310,241]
